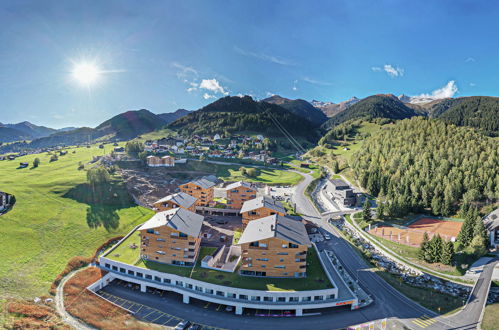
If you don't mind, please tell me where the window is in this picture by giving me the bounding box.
[280,259,284,262]
[112,266,118,271]
[119,268,126,273]
[259,243,268,248]
[227,293,236,298]
[156,251,166,255]
[179,232,188,238]
[157,238,166,242]
[314,296,324,301]
[289,297,299,302]
[288,243,299,248]
[147,229,154,234]
[186,284,193,289]
[275,265,286,269]
[251,296,260,301]
[163,278,171,284]
[154,276,161,282]
[239,294,248,300]
[154,230,160,235]
[302,296,311,302]
[256,258,269,261]
[176,281,183,286]
[261,265,266,268]
[326,294,335,300]
[195,286,203,292]
[105,263,110,268]
[128,270,134,275]
[145,275,152,280]
[171,232,179,237]
[263,297,273,302]
[277,252,288,255]
[216,291,224,296]
[281,244,288,248]
[249,242,259,247]
[277,297,286,302]
[205,289,213,294]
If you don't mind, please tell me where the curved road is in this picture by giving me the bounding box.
[95,169,496,330]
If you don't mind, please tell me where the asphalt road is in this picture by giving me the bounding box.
[98,170,496,330]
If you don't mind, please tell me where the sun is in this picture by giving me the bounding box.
[72,62,100,85]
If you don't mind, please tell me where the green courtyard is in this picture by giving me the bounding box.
[105,230,333,291]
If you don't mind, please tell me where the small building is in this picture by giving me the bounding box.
[153,192,197,212]
[238,214,311,278]
[146,155,175,167]
[213,133,221,141]
[179,178,216,207]
[0,192,12,211]
[484,208,499,249]
[240,196,286,228]
[330,179,356,207]
[225,181,257,210]
[114,147,125,153]
[19,162,29,168]
[138,208,204,266]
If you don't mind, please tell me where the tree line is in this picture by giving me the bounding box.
[352,118,498,218]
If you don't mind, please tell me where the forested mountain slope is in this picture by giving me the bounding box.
[352,117,498,217]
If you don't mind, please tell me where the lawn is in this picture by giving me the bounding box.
[221,168,303,186]
[106,232,332,291]
[0,145,154,298]
[482,303,499,330]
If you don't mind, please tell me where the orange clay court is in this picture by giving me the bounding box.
[369,217,463,247]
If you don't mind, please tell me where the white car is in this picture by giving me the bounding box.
[324,234,331,240]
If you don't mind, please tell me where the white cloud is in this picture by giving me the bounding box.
[383,64,404,77]
[172,62,198,79]
[415,80,458,99]
[199,78,228,95]
[203,93,216,100]
[302,77,331,86]
[292,80,298,91]
[234,46,294,66]
[266,92,275,97]
[372,64,404,77]
[465,57,476,63]
[469,82,476,87]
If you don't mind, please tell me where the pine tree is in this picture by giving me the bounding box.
[469,235,487,257]
[473,216,487,243]
[376,200,384,220]
[418,232,430,261]
[458,206,477,248]
[332,161,340,174]
[428,234,443,263]
[441,241,454,265]
[362,199,372,222]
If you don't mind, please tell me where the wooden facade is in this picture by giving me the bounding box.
[180,182,214,207]
[239,237,308,277]
[139,225,201,266]
[226,185,257,209]
[241,207,285,228]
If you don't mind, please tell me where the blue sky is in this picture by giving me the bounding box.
[0,0,498,128]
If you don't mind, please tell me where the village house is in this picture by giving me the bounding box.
[225,181,258,210]
[179,178,216,206]
[240,196,286,228]
[138,208,204,266]
[153,192,197,212]
[238,214,311,277]
[484,208,499,249]
[146,155,175,167]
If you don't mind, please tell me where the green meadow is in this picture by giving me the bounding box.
[0,145,154,298]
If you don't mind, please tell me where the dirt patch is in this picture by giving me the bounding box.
[3,300,68,329]
[369,218,463,247]
[63,267,160,330]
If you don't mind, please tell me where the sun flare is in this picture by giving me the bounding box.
[72,62,100,85]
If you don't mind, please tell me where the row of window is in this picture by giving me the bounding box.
[248,242,300,249]
[105,263,333,301]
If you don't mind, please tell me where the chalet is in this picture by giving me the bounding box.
[238,214,311,277]
[330,179,356,207]
[484,208,499,249]
[158,137,182,148]
[19,162,29,168]
[179,178,216,206]
[138,208,204,266]
[226,181,258,209]
[153,192,197,212]
[240,196,286,228]
[146,155,175,167]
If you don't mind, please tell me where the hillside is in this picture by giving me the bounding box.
[436,96,499,136]
[322,94,421,129]
[0,127,31,143]
[312,97,359,117]
[352,117,498,217]
[157,109,191,124]
[262,95,327,126]
[0,121,58,142]
[96,109,166,139]
[169,95,318,140]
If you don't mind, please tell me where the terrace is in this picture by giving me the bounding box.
[104,230,333,291]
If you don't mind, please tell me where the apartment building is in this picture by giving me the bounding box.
[138,208,204,266]
[153,192,197,212]
[225,181,258,209]
[146,155,175,167]
[240,196,286,228]
[179,178,216,206]
[238,214,311,277]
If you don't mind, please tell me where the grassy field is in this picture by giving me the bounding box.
[106,232,332,291]
[482,303,499,330]
[221,167,303,186]
[0,145,154,298]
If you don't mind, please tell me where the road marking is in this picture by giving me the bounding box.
[411,315,437,328]
[143,309,157,319]
[135,304,143,313]
[216,304,222,311]
[151,312,167,322]
[204,302,211,308]
[162,316,174,325]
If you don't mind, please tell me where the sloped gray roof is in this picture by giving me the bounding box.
[484,208,499,231]
[225,181,254,191]
[240,196,285,214]
[154,192,197,209]
[138,208,204,237]
[331,179,349,188]
[189,177,216,189]
[238,214,311,247]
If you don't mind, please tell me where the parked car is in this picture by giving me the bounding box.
[324,234,331,240]
[225,306,233,312]
[175,320,191,330]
